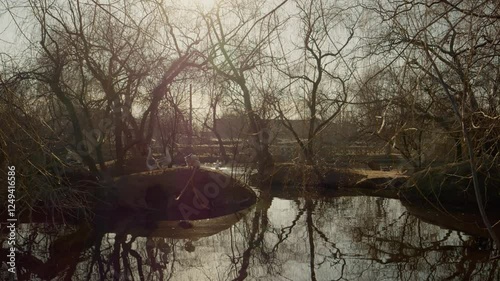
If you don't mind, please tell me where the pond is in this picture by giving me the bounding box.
[2,186,499,281]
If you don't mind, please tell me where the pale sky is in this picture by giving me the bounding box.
[0,0,361,124]
[0,1,34,60]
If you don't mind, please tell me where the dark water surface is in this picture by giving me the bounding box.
[2,189,499,281]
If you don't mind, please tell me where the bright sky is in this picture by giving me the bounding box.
[0,0,359,123]
[0,1,41,70]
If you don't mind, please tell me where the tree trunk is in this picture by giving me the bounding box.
[239,80,273,174]
[209,101,228,163]
[113,105,125,175]
[50,80,99,176]
[455,136,463,162]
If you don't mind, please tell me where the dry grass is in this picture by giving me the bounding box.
[350,169,406,179]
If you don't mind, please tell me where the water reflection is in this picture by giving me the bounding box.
[2,193,499,280]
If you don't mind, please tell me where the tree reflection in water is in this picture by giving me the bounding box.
[2,194,499,280]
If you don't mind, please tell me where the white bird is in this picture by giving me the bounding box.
[147,146,172,170]
[214,159,222,170]
[157,147,172,168]
[184,154,200,168]
[146,146,159,171]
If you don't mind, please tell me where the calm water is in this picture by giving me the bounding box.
[2,190,499,280]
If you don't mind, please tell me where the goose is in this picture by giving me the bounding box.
[147,146,172,170]
[157,147,172,168]
[214,159,222,170]
[146,146,158,171]
[184,154,200,168]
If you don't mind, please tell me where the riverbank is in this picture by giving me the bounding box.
[100,167,257,221]
[250,161,500,213]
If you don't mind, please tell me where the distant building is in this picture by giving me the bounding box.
[213,117,357,144]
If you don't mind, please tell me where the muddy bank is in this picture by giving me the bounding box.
[250,163,367,188]
[399,161,500,211]
[351,160,500,213]
[402,200,500,239]
[5,168,256,224]
[250,163,407,194]
[102,167,257,221]
[252,162,500,213]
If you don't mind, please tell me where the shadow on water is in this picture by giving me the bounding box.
[2,183,500,280]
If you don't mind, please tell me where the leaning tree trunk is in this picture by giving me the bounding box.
[427,50,500,253]
[113,104,125,175]
[49,78,99,176]
[239,81,274,175]
[209,100,229,164]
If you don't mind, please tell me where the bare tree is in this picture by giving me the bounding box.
[201,75,230,164]
[201,0,289,175]
[25,0,203,175]
[271,0,359,185]
[365,0,500,251]
[355,65,454,170]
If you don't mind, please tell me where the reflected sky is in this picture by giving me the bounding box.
[2,193,498,281]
